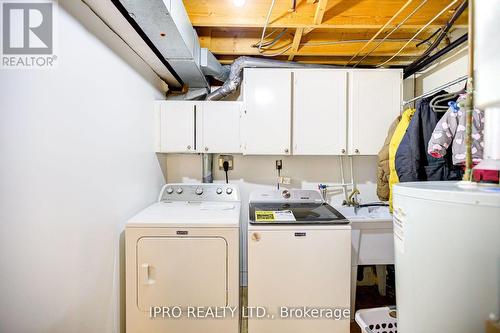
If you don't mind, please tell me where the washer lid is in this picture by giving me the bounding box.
[127,201,241,228]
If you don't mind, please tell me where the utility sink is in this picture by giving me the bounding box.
[335,205,392,221]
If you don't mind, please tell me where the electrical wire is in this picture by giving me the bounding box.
[416,28,441,48]
[405,0,468,73]
[253,28,288,48]
[253,38,432,59]
[258,0,278,54]
[377,0,459,67]
[353,0,429,67]
[345,0,414,66]
[301,38,431,47]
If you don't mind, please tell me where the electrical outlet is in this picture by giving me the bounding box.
[218,155,234,170]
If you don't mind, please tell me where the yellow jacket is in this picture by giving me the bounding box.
[389,108,416,211]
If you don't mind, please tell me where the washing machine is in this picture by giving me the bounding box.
[247,188,351,333]
[125,183,240,333]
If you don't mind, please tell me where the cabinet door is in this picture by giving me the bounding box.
[293,70,347,155]
[242,69,292,155]
[156,101,198,153]
[201,101,242,153]
[349,70,402,155]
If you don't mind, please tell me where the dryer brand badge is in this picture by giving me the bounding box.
[1,0,58,68]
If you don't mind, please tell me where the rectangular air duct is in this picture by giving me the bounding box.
[117,0,208,89]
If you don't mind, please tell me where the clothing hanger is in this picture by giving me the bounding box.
[430,87,466,112]
[430,93,458,112]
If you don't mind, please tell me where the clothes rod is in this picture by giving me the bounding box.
[402,75,468,106]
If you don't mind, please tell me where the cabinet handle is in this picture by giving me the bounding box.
[251,233,261,242]
[355,149,360,154]
[284,148,289,154]
[204,147,209,152]
[341,149,346,154]
[187,145,192,150]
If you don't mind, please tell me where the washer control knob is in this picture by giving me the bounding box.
[166,187,174,194]
[226,188,233,195]
[195,187,203,195]
[176,187,183,194]
[216,188,223,194]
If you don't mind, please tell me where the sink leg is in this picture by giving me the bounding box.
[351,265,357,319]
[376,265,387,296]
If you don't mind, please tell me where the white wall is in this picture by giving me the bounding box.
[0,1,166,332]
[161,153,380,284]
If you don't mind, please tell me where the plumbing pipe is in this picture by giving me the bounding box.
[202,153,213,183]
[348,156,359,205]
[463,0,475,181]
[338,155,349,204]
[377,0,459,68]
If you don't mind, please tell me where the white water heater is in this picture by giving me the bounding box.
[394,3,500,332]
[393,182,500,333]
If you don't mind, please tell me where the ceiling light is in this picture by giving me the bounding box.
[233,0,245,7]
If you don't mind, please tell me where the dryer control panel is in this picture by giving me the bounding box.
[159,183,240,202]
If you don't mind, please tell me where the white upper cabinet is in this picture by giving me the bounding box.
[155,69,402,156]
[201,101,242,153]
[242,69,292,155]
[155,100,199,153]
[348,69,402,155]
[293,70,347,155]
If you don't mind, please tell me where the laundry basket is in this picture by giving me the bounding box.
[355,306,397,333]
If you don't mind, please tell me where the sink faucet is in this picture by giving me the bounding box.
[343,188,360,210]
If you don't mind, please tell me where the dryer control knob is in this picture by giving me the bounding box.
[195,187,203,195]
[216,188,223,194]
[176,188,183,194]
[166,187,174,194]
[226,188,233,195]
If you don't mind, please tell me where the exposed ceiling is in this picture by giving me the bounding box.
[183,0,468,66]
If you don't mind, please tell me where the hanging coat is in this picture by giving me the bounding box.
[388,108,416,211]
[377,116,401,201]
[395,91,463,182]
[427,95,485,165]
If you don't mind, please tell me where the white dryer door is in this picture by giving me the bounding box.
[137,237,228,311]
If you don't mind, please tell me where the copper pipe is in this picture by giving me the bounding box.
[463,0,474,181]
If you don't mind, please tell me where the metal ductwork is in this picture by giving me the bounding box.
[200,48,230,83]
[207,56,333,101]
[117,0,208,89]
[115,1,335,183]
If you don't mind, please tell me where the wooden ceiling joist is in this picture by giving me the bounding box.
[313,0,329,25]
[288,27,304,61]
[184,0,468,66]
[184,0,467,30]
